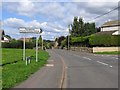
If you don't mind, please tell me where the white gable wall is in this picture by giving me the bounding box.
[101,26,120,31]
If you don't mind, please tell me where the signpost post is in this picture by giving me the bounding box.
[42,36,43,50]
[36,36,38,62]
[19,27,42,63]
[23,34,26,60]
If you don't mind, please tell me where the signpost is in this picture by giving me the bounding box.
[19,27,42,63]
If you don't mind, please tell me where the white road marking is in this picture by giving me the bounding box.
[97,61,108,66]
[83,57,92,60]
[48,60,54,62]
[109,65,112,67]
[111,57,118,60]
[65,66,68,69]
[97,61,113,68]
[74,54,80,57]
[46,64,54,67]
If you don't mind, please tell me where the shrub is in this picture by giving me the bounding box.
[71,36,89,46]
[89,34,120,47]
[2,40,35,49]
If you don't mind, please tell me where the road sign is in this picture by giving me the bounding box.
[19,27,42,34]
[19,27,43,63]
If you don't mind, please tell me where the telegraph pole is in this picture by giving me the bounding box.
[68,25,70,50]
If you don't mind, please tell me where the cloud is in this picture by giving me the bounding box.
[3,17,68,40]
[3,18,26,28]
[2,1,119,40]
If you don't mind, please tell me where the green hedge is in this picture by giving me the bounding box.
[2,40,35,49]
[89,34,120,47]
[70,34,120,47]
[71,36,89,43]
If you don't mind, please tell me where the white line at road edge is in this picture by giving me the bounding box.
[97,61,113,68]
[83,57,92,60]
[46,64,54,67]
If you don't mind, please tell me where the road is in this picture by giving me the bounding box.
[15,49,118,88]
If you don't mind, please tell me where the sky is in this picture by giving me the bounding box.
[1,0,119,40]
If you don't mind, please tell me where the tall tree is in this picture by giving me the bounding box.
[78,17,84,36]
[70,17,97,37]
[71,17,79,36]
[38,35,42,46]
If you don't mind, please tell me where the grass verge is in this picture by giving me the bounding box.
[2,48,49,89]
[94,51,120,55]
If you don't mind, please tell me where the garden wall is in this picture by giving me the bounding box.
[93,47,120,53]
[70,47,120,53]
[70,47,93,53]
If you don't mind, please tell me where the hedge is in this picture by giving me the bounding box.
[89,34,120,47]
[2,40,35,49]
[71,36,89,43]
[70,34,120,47]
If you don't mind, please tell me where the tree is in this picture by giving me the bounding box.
[70,17,97,37]
[38,35,42,46]
[78,17,84,36]
[70,17,79,36]
[57,36,65,46]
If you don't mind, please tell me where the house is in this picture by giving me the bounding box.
[0,29,5,40]
[19,38,32,42]
[101,20,120,35]
[0,29,10,42]
[54,41,58,49]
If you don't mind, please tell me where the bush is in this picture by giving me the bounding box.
[2,40,35,49]
[89,34,120,47]
[71,36,89,46]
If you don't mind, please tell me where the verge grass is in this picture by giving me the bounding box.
[2,48,49,89]
[94,51,120,55]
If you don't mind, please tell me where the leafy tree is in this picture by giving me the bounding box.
[38,35,42,46]
[70,17,96,37]
[71,17,79,36]
[57,36,65,46]
[78,18,84,36]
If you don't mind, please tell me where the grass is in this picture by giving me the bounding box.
[2,48,49,89]
[94,51,120,55]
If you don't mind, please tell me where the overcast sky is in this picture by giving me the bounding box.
[1,0,119,40]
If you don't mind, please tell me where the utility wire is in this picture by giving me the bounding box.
[90,6,120,22]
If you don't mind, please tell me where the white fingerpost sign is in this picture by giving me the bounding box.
[19,27,42,64]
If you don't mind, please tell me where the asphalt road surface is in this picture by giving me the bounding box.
[15,49,118,88]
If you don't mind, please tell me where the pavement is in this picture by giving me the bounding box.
[15,49,118,88]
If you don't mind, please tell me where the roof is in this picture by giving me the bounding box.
[112,31,120,35]
[93,31,117,36]
[101,20,120,27]
[0,29,5,35]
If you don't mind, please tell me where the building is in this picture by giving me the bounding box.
[0,29,10,42]
[101,20,120,35]
[0,29,5,40]
[19,38,32,42]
